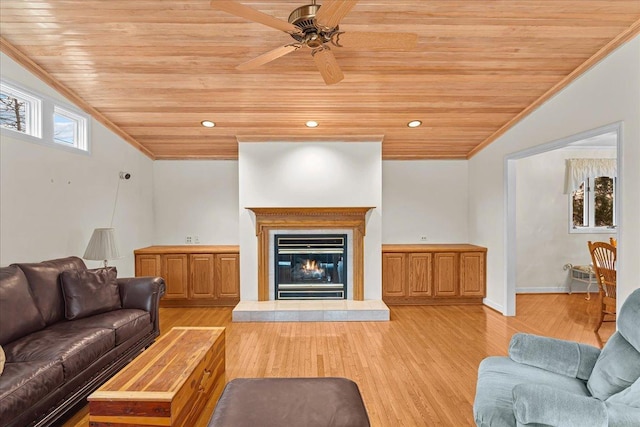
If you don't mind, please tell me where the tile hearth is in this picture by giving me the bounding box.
[232,300,390,322]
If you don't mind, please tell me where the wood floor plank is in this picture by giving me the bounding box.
[63,294,614,427]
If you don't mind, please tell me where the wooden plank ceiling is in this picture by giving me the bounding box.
[1,1,639,160]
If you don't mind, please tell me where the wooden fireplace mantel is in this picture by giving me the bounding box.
[247,207,374,301]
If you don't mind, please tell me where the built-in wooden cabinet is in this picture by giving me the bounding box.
[408,253,432,298]
[382,244,487,305]
[135,246,240,307]
[162,254,189,300]
[382,253,406,298]
[189,254,215,299]
[216,254,241,300]
[460,252,486,297]
[135,254,160,277]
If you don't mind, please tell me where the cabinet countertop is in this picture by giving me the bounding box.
[382,244,487,253]
[135,245,240,254]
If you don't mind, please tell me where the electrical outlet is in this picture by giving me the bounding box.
[420,236,428,241]
[194,235,200,244]
[185,235,193,244]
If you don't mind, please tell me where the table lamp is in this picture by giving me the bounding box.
[83,227,121,268]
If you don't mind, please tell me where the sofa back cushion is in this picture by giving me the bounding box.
[60,267,121,320]
[587,331,640,400]
[14,257,87,325]
[618,288,640,352]
[0,266,46,345]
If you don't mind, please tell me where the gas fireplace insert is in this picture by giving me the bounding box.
[274,234,347,300]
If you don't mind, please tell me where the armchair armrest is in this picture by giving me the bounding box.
[512,384,607,427]
[509,333,600,380]
[118,277,166,334]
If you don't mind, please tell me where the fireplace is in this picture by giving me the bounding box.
[275,234,347,300]
[247,207,373,301]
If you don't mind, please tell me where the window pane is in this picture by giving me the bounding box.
[53,113,77,145]
[0,92,28,133]
[572,182,585,227]
[594,177,614,227]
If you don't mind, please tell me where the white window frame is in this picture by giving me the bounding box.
[0,82,42,138]
[53,105,88,150]
[0,79,90,155]
[569,176,617,234]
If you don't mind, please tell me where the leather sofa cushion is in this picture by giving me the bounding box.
[0,266,46,346]
[14,257,87,325]
[209,378,371,427]
[0,360,64,425]
[60,267,121,320]
[64,309,151,345]
[3,326,115,380]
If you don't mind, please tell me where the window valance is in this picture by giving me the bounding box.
[564,158,616,194]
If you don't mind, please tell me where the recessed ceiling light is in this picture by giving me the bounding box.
[407,120,422,128]
[305,120,319,128]
[201,120,216,128]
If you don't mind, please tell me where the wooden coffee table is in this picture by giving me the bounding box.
[88,327,225,427]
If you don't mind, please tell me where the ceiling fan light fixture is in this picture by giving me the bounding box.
[407,120,422,128]
[201,120,216,128]
[305,120,319,128]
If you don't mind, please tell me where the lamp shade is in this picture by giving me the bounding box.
[83,228,121,263]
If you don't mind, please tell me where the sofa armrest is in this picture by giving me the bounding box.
[118,277,166,334]
[509,333,600,380]
[513,384,607,427]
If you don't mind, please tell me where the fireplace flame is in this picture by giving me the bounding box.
[303,259,324,274]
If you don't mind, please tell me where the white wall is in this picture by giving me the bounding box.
[153,160,239,245]
[0,53,155,276]
[469,35,640,314]
[382,160,468,243]
[515,148,616,292]
[152,159,469,247]
[238,141,383,301]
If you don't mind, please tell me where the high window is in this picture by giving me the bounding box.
[0,80,89,153]
[566,158,616,233]
[0,83,41,137]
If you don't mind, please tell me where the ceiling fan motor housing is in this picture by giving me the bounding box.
[288,4,336,46]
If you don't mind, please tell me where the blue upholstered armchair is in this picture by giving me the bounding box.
[474,288,640,427]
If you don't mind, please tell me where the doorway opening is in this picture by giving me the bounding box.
[505,122,622,316]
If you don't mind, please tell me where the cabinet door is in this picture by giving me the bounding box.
[161,254,188,299]
[434,253,458,297]
[135,254,160,277]
[216,254,240,299]
[460,252,485,297]
[382,253,407,298]
[409,253,432,297]
[190,254,215,299]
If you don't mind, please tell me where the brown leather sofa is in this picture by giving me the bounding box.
[0,256,165,427]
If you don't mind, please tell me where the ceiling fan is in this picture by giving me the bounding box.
[210,0,418,85]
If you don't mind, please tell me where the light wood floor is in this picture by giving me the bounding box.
[64,294,614,427]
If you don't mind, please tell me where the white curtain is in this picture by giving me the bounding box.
[564,158,616,194]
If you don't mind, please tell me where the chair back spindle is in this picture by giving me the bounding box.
[588,241,616,332]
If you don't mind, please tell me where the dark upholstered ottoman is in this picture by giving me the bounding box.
[208,377,370,427]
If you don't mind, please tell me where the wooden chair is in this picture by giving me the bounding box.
[588,241,617,332]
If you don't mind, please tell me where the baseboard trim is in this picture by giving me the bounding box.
[516,285,593,294]
[517,286,570,294]
[482,298,503,314]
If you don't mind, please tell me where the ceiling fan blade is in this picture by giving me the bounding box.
[311,46,344,85]
[331,32,418,50]
[210,0,302,35]
[236,44,301,70]
[315,0,359,30]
